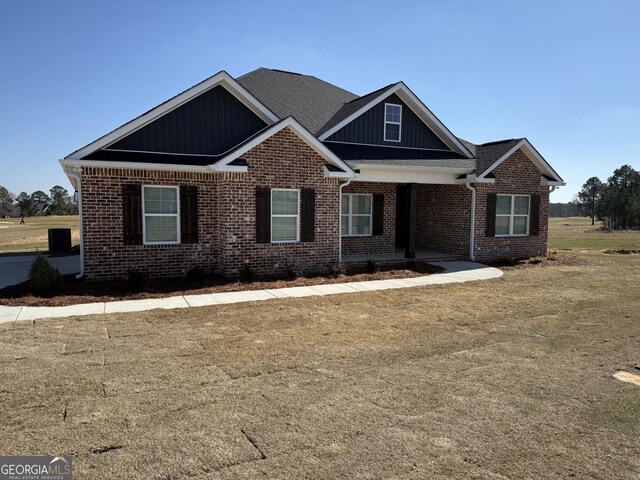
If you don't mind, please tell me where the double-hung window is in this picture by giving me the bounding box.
[341,194,372,236]
[496,195,530,236]
[271,189,299,242]
[142,186,180,244]
[384,103,402,142]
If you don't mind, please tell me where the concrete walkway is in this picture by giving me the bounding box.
[0,261,502,324]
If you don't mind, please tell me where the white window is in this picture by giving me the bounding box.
[341,194,372,236]
[271,189,299,242]
[496,195,530,237]
[142,186,180,244]
[384,103,402,142]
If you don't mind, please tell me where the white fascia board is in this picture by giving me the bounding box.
[212,117,356,178]
[452,174,496,184]
[349,163,473,175]
[59,158,214,173]
[478,138,564,183]
[542,179,566,186]
[318,82,474,158]
[65,71,279,161]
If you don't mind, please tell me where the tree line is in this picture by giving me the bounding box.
[578,164,640,229]
[0,185,78,217]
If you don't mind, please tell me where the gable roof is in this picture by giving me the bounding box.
[317,84,397,136]
[65,71,279,160]
[237,68,358,136]
[212,116,356,178]
[316,82,474,158]
[460,137,564,183]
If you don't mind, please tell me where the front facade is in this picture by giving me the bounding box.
[61,68,564,281]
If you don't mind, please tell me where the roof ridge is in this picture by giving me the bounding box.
[479,138,521,146]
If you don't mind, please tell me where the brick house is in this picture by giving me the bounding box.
[60,68,564,281]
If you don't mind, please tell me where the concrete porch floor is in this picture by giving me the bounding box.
[343,248,465,263]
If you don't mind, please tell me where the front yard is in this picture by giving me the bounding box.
[0,218,639,478]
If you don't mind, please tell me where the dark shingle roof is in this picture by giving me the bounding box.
[473,138,522,175]
[237,68,358,135]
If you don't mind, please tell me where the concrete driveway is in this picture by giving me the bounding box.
[0,254,80,289]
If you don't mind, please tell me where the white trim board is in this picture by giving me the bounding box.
[212,117,356,178]
[65,71,279,161]
[478,138,565,184]
[319,82,474,158]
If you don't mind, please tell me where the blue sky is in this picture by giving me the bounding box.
[0,0,638,202]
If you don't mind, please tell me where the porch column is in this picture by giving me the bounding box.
[405,183,417,259]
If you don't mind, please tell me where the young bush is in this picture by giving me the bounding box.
[127,269,147,291]
[28,255,63,296]
[327,261,347,277]
[547,248,559,260]
[286,259,305,280]
[493,257,518,267]
[528,256,545,264]
[366,258,381,274]
[239,263,254,283]
[185,267,205,286]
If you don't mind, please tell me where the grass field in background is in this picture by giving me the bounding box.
[548,216,640,250]
[0,216,79,253]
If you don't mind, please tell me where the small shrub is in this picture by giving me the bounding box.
[286,259,305,279]
[327,261,346,277]
[185,267,205,286]
[366,258,381,273]
[239,263,253,283]
[127,269,147,291]
[28,255,63,296]
[494,257,518,267]
[528,256,545,264]
[547,248,559,260]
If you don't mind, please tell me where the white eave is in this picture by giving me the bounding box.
[478,138,565,185]
[65,71,279,161]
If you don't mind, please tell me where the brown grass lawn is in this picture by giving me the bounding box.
[1,219,639,479]
[0,215,79,252]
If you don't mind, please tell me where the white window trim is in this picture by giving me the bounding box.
[495,194,530,237]
[383,103,402,143]
[142,185,181,245]
[341,193,373,237]
[271,188,300,243]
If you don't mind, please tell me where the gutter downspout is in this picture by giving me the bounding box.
[66,166,84,279]
[338,178,352,263]
[464,178,476,262]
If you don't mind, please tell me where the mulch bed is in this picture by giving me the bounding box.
[0,262,444,307]
[490,255,588,271]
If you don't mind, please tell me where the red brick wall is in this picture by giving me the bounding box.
[416,184,471,256]
[217,128,341,276]
[474,149,549,260]
[81,168,220,281]
[341,182,396,256]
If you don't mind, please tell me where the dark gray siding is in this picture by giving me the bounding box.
[326,94,450,150]
[104,86,267,156]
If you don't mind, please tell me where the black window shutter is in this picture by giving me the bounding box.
[530,194,541,236]
[256,186,271,243]
[180,186,198,244]
[486,192,497,237]
[372,194,384,236]
[123,184,142,245]
[301,188,315,242]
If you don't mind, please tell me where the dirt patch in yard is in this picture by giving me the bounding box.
[604,249,640,255]
[489,255,588,270]
[0,262,443,307]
